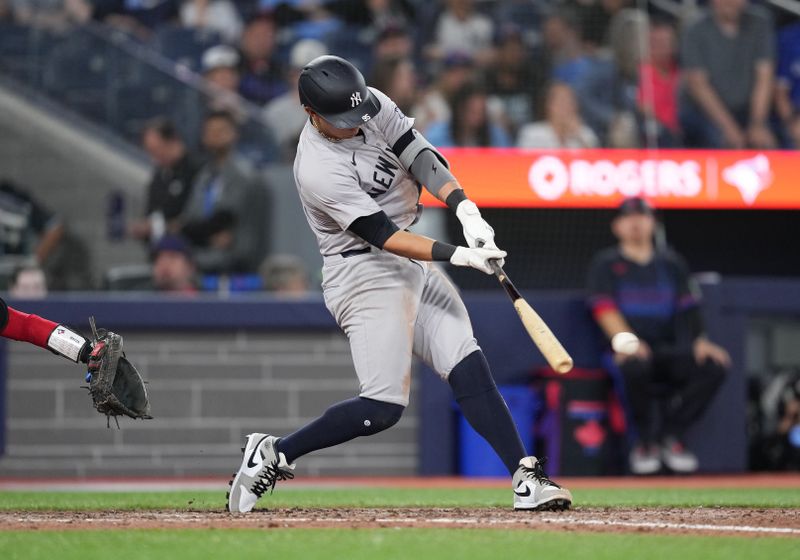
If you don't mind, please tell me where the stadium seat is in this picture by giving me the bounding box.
[112,84,179,141]
[0,24,58,84]
[104,264,154,291]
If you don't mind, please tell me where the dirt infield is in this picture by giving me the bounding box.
[2,507,798,536]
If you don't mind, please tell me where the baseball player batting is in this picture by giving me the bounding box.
[227,55,572,513]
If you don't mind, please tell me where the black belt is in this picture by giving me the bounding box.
[340,246,372,258]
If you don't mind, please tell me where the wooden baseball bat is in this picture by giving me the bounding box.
[478,242,574,374]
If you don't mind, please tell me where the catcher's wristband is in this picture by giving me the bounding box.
[47,325,90,363]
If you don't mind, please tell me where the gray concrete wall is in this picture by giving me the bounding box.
[0,82,150,283]
[0,331,419,477]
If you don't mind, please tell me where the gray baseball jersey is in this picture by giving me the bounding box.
[293,88,421,256]
[293,87,479,406]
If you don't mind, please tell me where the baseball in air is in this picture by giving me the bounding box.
[611,332,640,355]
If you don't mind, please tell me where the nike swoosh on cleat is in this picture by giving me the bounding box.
[246,436,269,468]
[514,485,531,497]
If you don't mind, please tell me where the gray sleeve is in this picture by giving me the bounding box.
[369,88,415,147]
[297,163,381,231]
[753,12,775,62]
[409,149,455,196]
[680,20,704,71]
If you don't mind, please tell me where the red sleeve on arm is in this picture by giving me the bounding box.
[589,296,620,322]
[0,306,58,349]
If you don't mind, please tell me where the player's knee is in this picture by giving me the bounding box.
[448,350,496,401]
[359,397,404,435]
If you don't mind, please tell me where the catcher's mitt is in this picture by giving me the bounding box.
[85,317,152,427]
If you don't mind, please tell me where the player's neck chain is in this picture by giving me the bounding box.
[311,115,342,143]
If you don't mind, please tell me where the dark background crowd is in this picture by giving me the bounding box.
[2,0,800,297]
[2,0,800,153]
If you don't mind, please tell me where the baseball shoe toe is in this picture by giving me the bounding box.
[512,456,572,511]
[227,433,295,513]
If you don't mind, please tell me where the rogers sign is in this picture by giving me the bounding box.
[528,155,703,200]
[423,148,793,209]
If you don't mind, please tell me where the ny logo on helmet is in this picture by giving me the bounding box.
[350,92,362,107]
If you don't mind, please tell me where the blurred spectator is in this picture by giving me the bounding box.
[201,44,247,118]
[370,55,417,114]
[573,19,632,146]
[180,110,268,274]
[573,0,631,48]
[410,52,474,134]
[203,45,241,93]
[0,179,64,267]
[328,0,414,31]
[151,234,198,293]
[0,179,91,290]
[179,0,242,43]
[92,0,179,39]
[263,38,328,161]
[425,83,512,147]
[542,7,585,86]
[237,14,288,106]
[0,0,14,22]
[485,23,547,133]
[8,263,47,299]
[517,82,598,148]
[637,18,680,146]
[587,197,729,475]
[11,0,91,31]
[259,254,309,295]
[199,45,279,164]
[428,0,494,65]
[492,0,544,45]
[680,0,776,149]
[373,21,414,61]
[775,21,800,146]
[129,118,200,245]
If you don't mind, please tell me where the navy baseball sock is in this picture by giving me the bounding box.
[449,350,526,475]
[277,397,404,464]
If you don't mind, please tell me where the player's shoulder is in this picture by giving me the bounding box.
[367,87,405,120]
[658,247,690,270]
[294,127,356,190]
[590,246,622,268]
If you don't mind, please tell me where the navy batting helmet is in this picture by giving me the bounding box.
[298,55,381,129]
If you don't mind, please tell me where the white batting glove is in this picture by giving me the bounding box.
[455,200,504,267]
[450,246,507,275]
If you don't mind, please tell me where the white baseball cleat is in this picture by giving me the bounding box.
[660,437,699,473]
[227,433,295,513]
[512,456,572,511]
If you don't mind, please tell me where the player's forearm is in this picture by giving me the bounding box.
[776,85,794,122]
[750,62,774,125]
[686,72,739,131]
[1,304,90,362]
[382,230,442,261]
[595,308,636,341]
